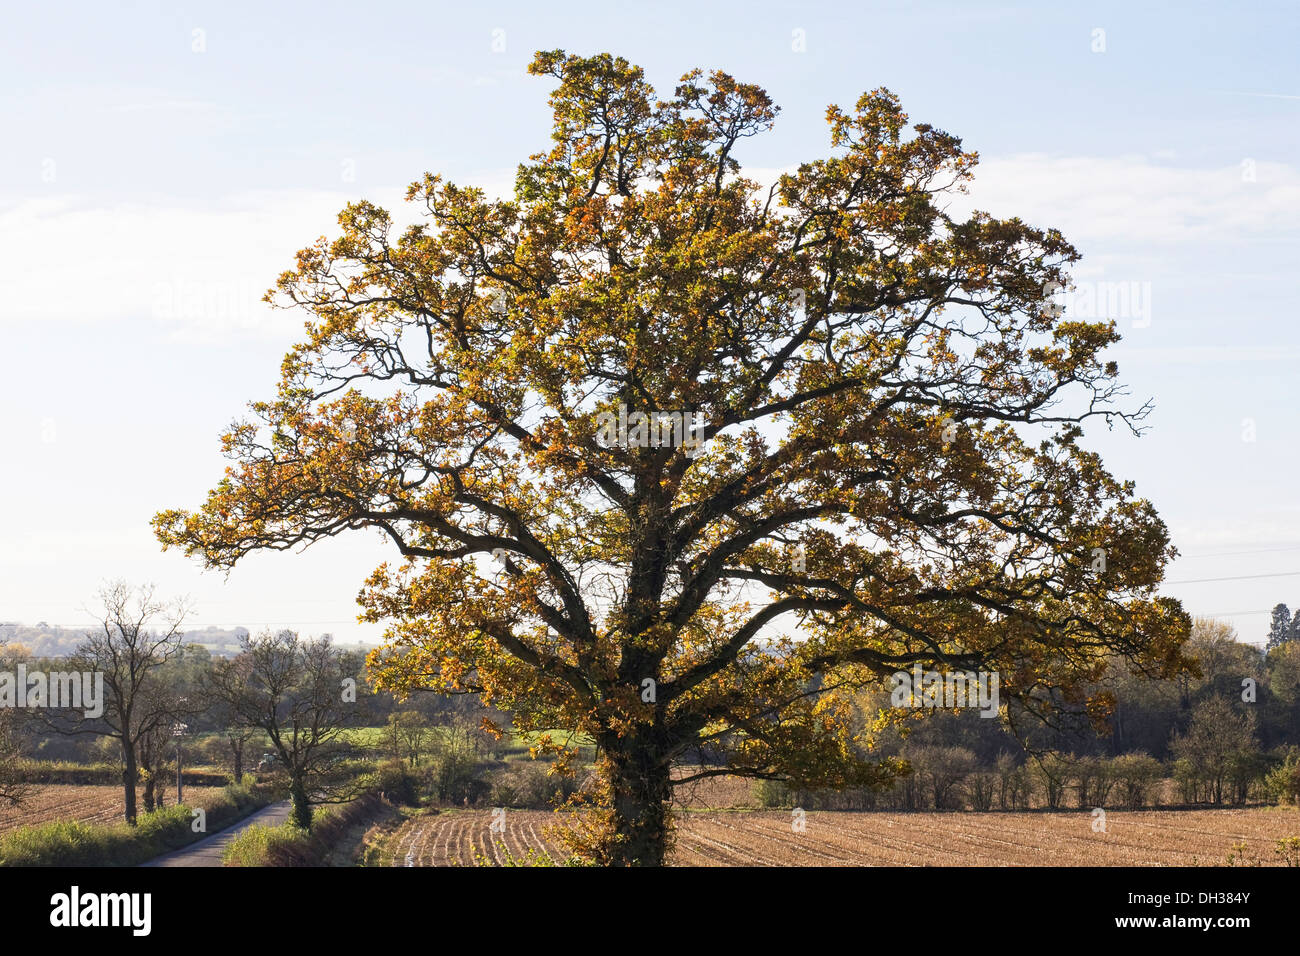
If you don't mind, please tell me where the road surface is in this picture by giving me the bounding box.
[142,800,293,867]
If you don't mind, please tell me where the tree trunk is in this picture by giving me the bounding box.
[606,748,672,866]
[122,741,138,826]
[142,771,155,813]
[289,776,312,830]
[230,737,243,784]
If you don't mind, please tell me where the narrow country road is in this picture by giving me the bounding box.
[141,800,293,867]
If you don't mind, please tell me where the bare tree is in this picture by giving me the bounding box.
[0,693,29,808]
[208,693,258,784]
[211,630,365,829]
[906,745,977,809]
[136,716,172,812]
[385,710,431,767]
[53,582,189,824]
[0,642,32,809]
[1170,697,1258,805]
[133,647,207,812]
[0,717,28,809]
[399,711,431,767]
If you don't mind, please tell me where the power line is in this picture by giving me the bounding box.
[1175,543,1300,559]
[1167,570,1300,585]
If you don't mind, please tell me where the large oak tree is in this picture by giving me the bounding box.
[155,50,1191,865]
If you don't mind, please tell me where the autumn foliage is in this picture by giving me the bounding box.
[154,50,1191,865]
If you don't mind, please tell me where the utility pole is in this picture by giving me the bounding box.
[174,696,190,805]
[173,720,188,804]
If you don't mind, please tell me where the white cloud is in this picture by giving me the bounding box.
[3,156,1294,336]
[0,188,412,337]
[0,165,523,338]
[956,154,1300,245]
[733,155,1300,249]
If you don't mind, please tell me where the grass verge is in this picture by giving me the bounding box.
[0,781,272,866]
[223,792,389,866]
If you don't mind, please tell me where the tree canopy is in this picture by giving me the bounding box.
[154,50,1192,864]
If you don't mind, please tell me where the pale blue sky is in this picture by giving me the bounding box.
[2,1,1297,644]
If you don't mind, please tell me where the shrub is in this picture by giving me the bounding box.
[1110,753,1163,809]
[521,764,581,808]
[372,760,421,806]
[1262,749,1300,806]
[1031,752,1072,809]
[1172,757,1200,804]
[1226,750,1268,806]
[487,763,579,809]
[995,754,1030,810]
[14,760,231,788]
[490,777,524,808]
[1275,837,1300,867]
[1072,756,1117,808]
[968,771,996,811]
[430,751,490,805]
[751,779,793,809]
[905,746,976,810]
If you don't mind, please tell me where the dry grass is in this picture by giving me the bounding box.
[379,806,1300,866]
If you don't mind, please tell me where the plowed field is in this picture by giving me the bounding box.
[0,785,227,834]
[376,807,1300,866]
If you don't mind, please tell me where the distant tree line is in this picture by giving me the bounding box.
[8,589,1297,823]
[3,582,536,830]
[1267,602,1300,652]
[756,616,1300,811]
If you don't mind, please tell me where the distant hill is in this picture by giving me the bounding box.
[0,622,251,658]
[0,622,376,659]
[176,625,251,658]
[0,623,92,657]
